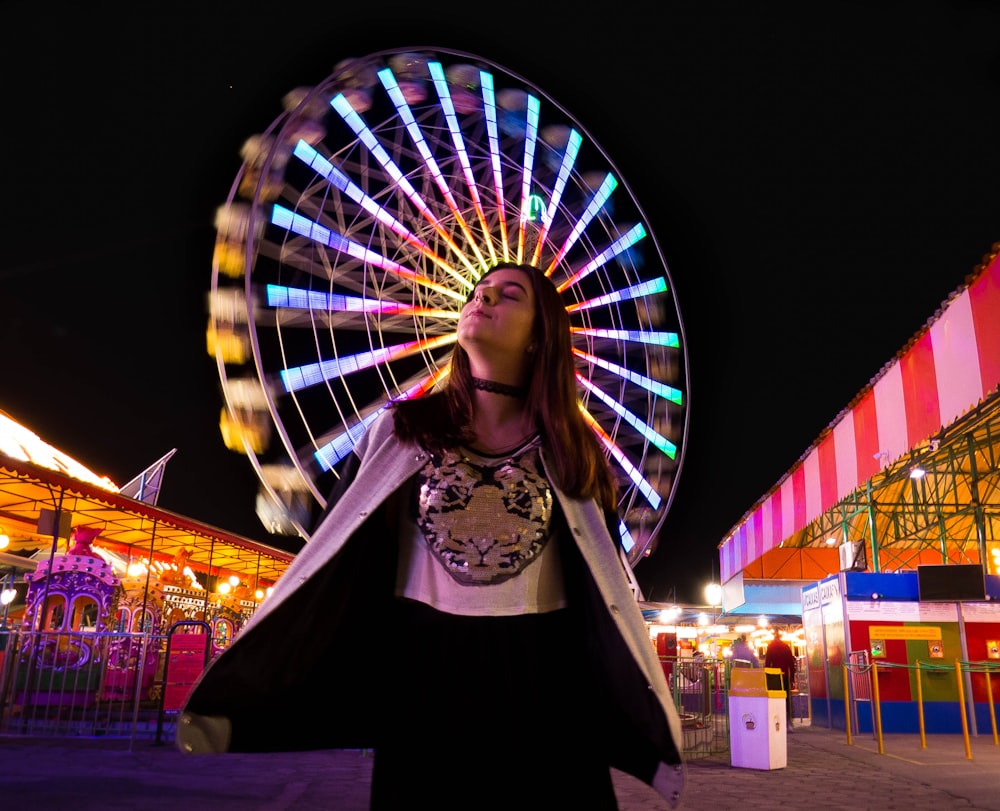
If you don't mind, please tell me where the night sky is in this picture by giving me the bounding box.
[4,2,999,603]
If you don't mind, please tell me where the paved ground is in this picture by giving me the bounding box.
[1,721,998,810]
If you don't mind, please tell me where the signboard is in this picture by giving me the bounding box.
[867,625,942,641]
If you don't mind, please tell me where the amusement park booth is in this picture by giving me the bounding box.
[801,569,1000,734]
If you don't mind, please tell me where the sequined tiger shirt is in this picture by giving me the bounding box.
[394,435,569,616]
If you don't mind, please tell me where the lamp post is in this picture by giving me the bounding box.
[704,581,723,622]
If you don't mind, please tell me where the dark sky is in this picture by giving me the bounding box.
[3,2,999,604]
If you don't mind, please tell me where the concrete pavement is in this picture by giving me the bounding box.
[1,721,999,809]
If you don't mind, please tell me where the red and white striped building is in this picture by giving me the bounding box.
[719,244,1000,590]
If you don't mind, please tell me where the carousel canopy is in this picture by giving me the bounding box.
[0,411,293,586]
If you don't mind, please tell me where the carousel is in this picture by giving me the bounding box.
[8,524,263,714]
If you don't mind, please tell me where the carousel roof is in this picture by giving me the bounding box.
[0,413,294,586]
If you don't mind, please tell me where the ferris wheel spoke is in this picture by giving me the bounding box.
[571,326,680,348]
[265,284,458,322]
[530,127,583,268]
[377,66,489,270]
[291,140,467,285]
[576,374,678,459]
[572,347,683,404]
[271,205,466,301]
[556,223,648,292]
[580,406,662,511]
[564,277,669,311]
[427,62,498,267]
[330,93,482,276]
[312,366,450,471]
[545,173,618,275]
[279,332,457,393]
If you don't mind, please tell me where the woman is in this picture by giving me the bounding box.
[177,262,685,809]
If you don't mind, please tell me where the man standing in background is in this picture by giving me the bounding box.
[764,635,797,730]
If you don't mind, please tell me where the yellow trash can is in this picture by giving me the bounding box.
[728,667,788,770]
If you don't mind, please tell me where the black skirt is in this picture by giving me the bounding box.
[370,598,619,810]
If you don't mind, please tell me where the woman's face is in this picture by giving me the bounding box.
[457,267,537,363]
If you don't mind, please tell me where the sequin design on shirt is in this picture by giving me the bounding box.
[415,439,552,585]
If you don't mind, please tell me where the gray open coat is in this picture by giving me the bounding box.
[178,411,686,807]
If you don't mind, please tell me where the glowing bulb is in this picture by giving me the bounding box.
[1,588,16,606]
[218,582,231,595]
[228,575,240,586]
[0,533,9,550]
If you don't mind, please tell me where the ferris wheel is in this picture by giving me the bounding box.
[206,47,690,566]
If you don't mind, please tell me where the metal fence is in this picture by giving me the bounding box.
[663,654,809,758]
[0,628,192,743]
[1,630,809,756]
[665,656,732,757]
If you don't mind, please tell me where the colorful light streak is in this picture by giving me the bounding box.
[576,374,677,459]
[280,333,456,393]
[291,139,469,289]
[530,128,582,267]
[428,61,497,268]
[313,368,449,470]
[266,285,457,320]
[545,173,618,275]
[330,93,481,276]
[570,326,679,348]
[378,67,489,271]
[557,222,647,292]
[271,205,466,302]
[573,348,683,404]
[516,93,542,263]
[580,405,662,510]
[564,277,668,312]
[481,71,512,259]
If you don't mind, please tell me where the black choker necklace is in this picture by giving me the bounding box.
[471,376,527,398]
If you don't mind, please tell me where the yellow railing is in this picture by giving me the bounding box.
[843,657,1000,759]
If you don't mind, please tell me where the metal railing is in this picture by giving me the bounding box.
[844,652,1000,758]
[0,628,210,743]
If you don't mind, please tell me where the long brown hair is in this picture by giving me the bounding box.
[392,261,618,511]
